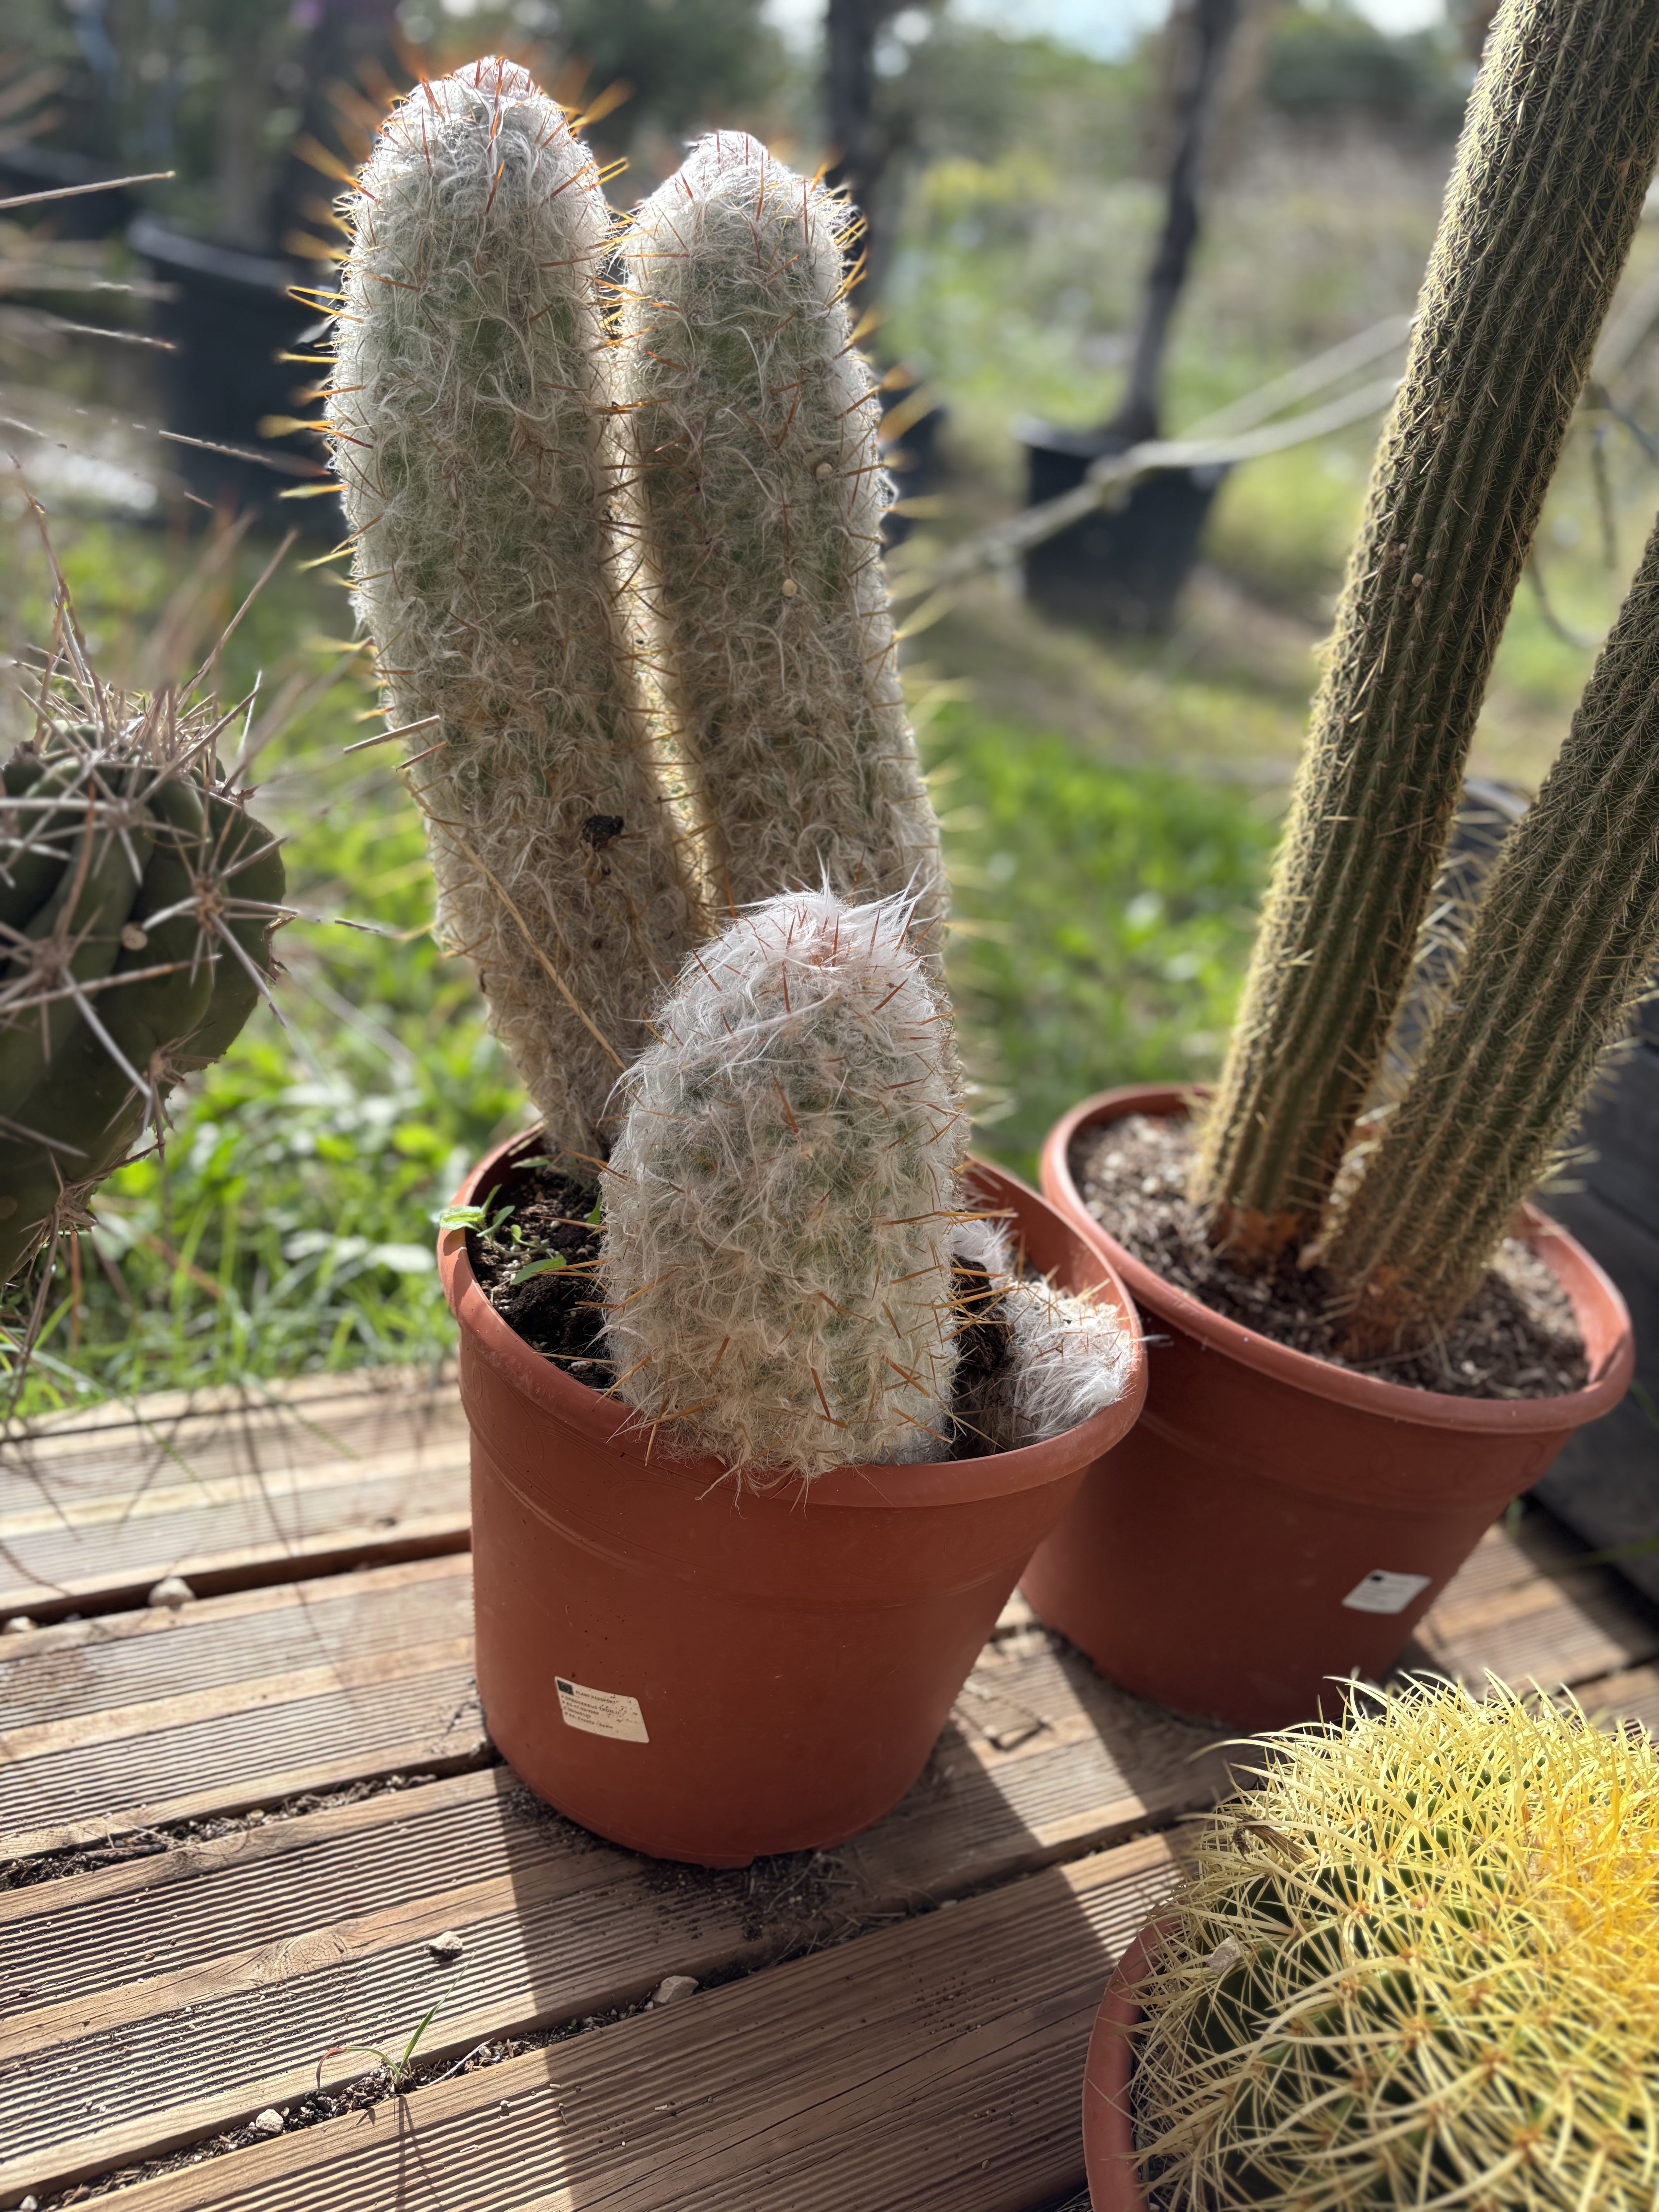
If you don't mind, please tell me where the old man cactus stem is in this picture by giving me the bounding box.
[330,61,704,1164]
[1326,507,1659,1350]
[1192,0,1659,1264]
[618,134,946,972]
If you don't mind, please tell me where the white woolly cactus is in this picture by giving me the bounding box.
[950,1219,1135,1456]
[618,134,946,968]
[601,890,965,1479]
[329,61,703,1161]
[331,67,1132,1480]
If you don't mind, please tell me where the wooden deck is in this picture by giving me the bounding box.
[3,1368,1657,2212]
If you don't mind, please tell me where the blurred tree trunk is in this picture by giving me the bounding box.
[1106,0,1244,443]
[823,0,908,305]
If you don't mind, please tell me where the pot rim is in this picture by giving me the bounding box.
[1082,1914,1169,2212]
[439,1129,1148,1510]
[1042,1085,1634,1433]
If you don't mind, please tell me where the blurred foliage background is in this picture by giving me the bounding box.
[2,0,1657,1408]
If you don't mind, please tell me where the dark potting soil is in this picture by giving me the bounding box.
[1070,1114,1588,1400]
[469,1146,1040,1457]
[466,1153,615,1384]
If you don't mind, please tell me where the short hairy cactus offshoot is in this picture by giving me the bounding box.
[601,890,965,1480]
[1131,1680,1659,2211]
[950,1218,1134,1457]
[0,696,284,1292]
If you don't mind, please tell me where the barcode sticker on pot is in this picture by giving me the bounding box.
[1342,1569,1432,1615]
[555,1676,650,1743]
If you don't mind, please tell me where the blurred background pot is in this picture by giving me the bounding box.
[127,217,333,524]
[1019,421,1228,634]
[1025,1085,1633,1730]
[440,1135,1148,1869]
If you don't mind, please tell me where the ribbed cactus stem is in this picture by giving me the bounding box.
[1191,0,1659,1262]
[600,890,966,1480]
[330,62,703,1161]
[1326,512,1659,1350]
[618,135,946,973]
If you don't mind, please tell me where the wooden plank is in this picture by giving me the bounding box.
[0,1557,484,1858]
[67,1838,1180,2212]
[1408,1516,1659,1690]
[0,1637,1226,2201]
[0,1367,469,1623]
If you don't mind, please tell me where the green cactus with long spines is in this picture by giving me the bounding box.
[1191,0,1659,1278]
[1130,1681,1659,2211]
[331,67,1129,1477]
[0,709,284,1291]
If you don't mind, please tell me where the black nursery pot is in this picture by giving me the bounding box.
[127,218,338,528]
[1019,419,1226,635]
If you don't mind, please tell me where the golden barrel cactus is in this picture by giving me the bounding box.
[1132,1680,1659,2210]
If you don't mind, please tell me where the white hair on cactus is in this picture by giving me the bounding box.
[601,888,967,1479]
[949,1217,1133,1455]
[329,60,703,1161]
[617,132,946,979]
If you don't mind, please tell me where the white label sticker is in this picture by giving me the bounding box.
[1342,1569,1432,1616]
[555,1676,649,1743]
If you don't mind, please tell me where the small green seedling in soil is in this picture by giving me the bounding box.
[314,2000,440,2095]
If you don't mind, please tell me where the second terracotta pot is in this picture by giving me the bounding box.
[440,1137,1146,1868]
[1026,1086,1635,1730]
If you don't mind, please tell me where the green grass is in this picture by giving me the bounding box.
[927,705,1278,1176]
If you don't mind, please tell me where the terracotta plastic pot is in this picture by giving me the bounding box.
[1082,1918,1164,2212]
[1026,1086,1635,1729]
[439,1135,1147,1867]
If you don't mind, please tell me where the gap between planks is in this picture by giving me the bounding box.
[33,1836,1185,2212]
[0,1368,470,1625]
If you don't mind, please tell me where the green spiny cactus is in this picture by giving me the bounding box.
[1191,0,1659,1266]
[600,889,965,1479]
[618,134,946,969]
[1325,508,1659,1350]
[0,696,284,1291]
[329,60,705,1163]
[1130,1680,1659,2212]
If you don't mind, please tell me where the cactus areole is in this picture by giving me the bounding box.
[1084,1681,1659,2212]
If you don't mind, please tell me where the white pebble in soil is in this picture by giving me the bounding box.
[649,1975,699,2008]
[147,1575,195,1609]
[4,1616,34,1634]
[250,2109,285,2136]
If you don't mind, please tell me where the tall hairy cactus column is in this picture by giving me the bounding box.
[1326,512,1659,1349]
[330,62,703,1161]
[618,136,946,971]
[601,890,966,1479]
[1192,0,1659,1262]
